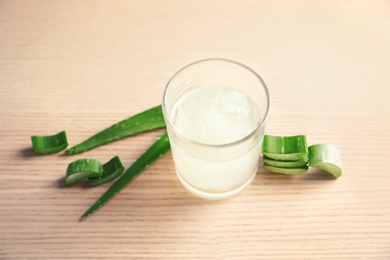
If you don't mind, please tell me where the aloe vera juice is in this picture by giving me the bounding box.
[169,85,262,199]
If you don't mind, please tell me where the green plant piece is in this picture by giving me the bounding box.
[263,156,308,168]
[308,144,342,178]
[31,131,68,154]
[263,163,308,175]
[65,158,103,187]
[262,135,308,160]
[65,105,165,154]
[88,156,125,186]
[81,132,171,219]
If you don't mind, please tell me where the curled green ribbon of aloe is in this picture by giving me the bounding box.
[31,131,68,154]
[65,158,104,187]
[64,156,126,187]
[31,105,342,219]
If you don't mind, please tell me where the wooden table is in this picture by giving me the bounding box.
[1,1,389,259]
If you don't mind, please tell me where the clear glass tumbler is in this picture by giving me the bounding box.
[162,58,270,199]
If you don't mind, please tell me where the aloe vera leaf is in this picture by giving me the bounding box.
[88,156,125,186]
[65,158,103,187]
[65,105,166,154]
[263,163,308,175]
[262,135,308,161]
[263,156,308,168]
[308,144,342,178]
[81,132,171,219]
[31,131,68,154]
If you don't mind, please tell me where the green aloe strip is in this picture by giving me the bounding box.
[88,156,125,186]
[263,156,308,168]
[262,135,308,161]
[65,158,103,187]
[31,131,68,154]
[65,105,166,154]
[308,144,342,178]
[263,164,309,175]
[81,132,171,219]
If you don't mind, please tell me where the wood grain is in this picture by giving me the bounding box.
[1,0,390,259]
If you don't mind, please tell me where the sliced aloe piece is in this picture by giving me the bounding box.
[88,156,125,186]
[308,144,342,178]
[263,163,308,175]
[262,135,308,161]
[31,131,68,154]
[263,156,308,168]
[65,158,103,187]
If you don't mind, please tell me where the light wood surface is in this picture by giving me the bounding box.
[1,1,390,259]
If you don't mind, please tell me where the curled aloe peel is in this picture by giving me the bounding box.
[31,131,68,154]
[308,144,342,178]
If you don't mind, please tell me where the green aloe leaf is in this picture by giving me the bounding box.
[81,132,171,219]
[65,105,166,154]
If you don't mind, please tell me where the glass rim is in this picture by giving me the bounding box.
[162,58,271,149]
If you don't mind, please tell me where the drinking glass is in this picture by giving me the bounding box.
[162,58,270,199]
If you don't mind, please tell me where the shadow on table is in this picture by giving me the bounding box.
[254,164,338,185]
[18,147,41,157]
